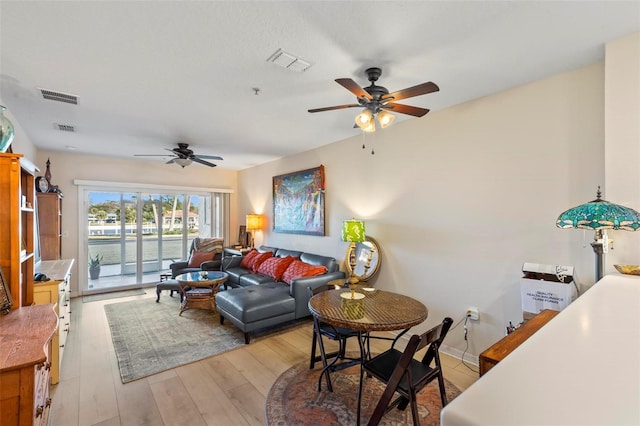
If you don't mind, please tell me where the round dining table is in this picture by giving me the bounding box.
[308,288,428,424]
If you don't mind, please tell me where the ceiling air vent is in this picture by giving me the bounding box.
[40,88,78,105]
[267,48,311,72]
[55,123,76,132]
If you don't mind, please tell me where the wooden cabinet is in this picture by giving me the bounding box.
[34,259,74,384]
[36,192,62,260]
[0,304,58,426]
[0,153,37,308]
[478,309,559,376]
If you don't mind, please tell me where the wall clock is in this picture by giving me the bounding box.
[35,176,49,193]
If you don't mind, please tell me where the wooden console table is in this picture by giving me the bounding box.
[0,304,58,426]
[479,309,559,376]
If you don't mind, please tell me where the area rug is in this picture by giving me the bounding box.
[265,355,461,426]
[83,288,146,303]
[105,297,310,383]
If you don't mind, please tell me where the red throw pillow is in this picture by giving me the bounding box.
[282,260,328,285]
[240,250,259,269]
[251,251,273,273]
[187,250,215,268]
[257,256,296,281]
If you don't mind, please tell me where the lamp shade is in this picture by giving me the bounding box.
[556,188,640,231]
[356,108,373,129]
[246,214,263,231]
[174,158,192,168]
[342,219,365,243]
[377,109,395,128]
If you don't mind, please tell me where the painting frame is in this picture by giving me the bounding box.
[0,266,12,313]
[272,165,325,236]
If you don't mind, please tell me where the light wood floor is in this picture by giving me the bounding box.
[49,292,479,426]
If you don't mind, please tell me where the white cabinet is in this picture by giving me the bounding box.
[34,259,74,384]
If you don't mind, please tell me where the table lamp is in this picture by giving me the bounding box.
[342,219,365,285]
[246,214,263,248]
[556,186,640,282]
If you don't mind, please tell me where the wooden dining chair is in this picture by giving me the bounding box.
[308,284,359,392]
[364,317,453,425]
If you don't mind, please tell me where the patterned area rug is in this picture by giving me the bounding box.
[266,356,461,425]
[105,297,310,383]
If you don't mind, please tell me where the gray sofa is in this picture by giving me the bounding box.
[216,245,345,343]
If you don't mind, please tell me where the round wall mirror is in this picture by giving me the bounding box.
[345,236,381,282]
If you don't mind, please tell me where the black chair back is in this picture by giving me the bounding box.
[365,317,453,426]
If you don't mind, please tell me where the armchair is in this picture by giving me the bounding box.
[169,237,224,278]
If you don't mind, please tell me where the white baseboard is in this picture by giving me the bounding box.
[440,343,479,366]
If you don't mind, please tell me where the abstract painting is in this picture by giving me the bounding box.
[273,166,325,235]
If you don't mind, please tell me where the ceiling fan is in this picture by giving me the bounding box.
[134,143,223,168]
[308,67,439,131]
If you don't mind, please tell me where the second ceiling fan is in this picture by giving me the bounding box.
[308,67,439,132]
[134,143,223,168]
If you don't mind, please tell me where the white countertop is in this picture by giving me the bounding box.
[441,274,640,426]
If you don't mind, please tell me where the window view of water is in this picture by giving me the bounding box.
[84,190,223,292]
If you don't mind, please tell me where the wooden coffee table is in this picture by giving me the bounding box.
[175,271,228,316]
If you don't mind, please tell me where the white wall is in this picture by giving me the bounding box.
[32,151,238,295]
[605,32,640,266]
[238,62,605,359]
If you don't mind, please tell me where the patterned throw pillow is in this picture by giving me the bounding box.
[257,256,297,281]
[250,251,273,273]
[240,249,259,269]
[187,251,215,268]
[195,237,224,254]
[282,260,328,285]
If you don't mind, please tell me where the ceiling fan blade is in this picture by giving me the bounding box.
[308,104,360,113]
[335,78,372,100]
[166,159,176,164]
[383,102,430,117]
[195,155,223,161]
[383,82,439,102]
[133,154,173,157]
[191,157,217,167]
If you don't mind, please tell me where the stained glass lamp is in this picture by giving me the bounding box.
[342,219,365,284]
[556,187,640,282]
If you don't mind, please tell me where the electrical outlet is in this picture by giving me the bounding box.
[466,306,479,321]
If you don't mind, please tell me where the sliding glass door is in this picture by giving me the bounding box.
[82,187,227,294]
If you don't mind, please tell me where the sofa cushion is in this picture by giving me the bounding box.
[187,250,215,268]
[240,249,259,269]
[238,273,277,287]
[251,251,273,272]
[216,282,295,324]
[282,260,328,285]
[275,248,303,259]
[300,252,339,273]
[257,255,296,281]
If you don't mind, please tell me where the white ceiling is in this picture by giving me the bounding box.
[1,1,639,170]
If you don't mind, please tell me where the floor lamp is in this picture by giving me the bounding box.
[556,187,640,282]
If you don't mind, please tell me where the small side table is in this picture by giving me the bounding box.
[479,309,559,376]
[176,271,229,316]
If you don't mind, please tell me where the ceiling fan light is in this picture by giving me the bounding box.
[377,110,395,128]
[362,120,376,133]
[355,109,374,129]
[174,158,192,168]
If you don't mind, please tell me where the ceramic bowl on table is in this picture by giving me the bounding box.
[613,264,640,276]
